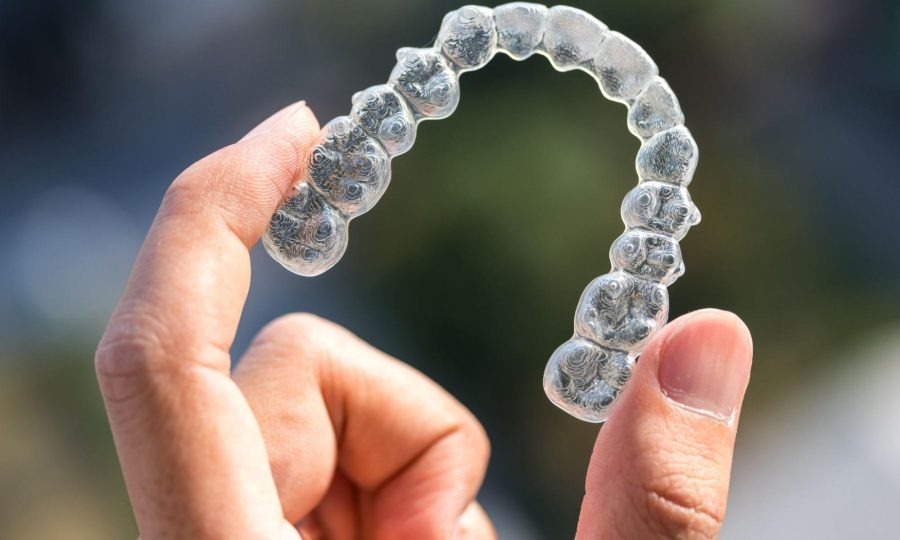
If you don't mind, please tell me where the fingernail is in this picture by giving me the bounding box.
[240,101,307,142]
[657,314,751,420]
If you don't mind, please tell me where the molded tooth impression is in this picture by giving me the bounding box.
[438,6,498,70]
[351,85,417,156]
[263,183,349,277]
[494,3,548,60]
[621,181,700,240]
[389,47,461,119]
[308,116,391,216]
[540,5,607,70]
[636,125,699,185]
[262,3,701,423]
[610,229,684,286]
[574,271,669,351]
[592,31,658,103]
[544,338,636,422]
[628,77,684,139]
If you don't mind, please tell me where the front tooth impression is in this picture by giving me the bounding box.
[592,31,658,103]
[540,5,608,71]
[493,2,548,60]
[628,76,684,139]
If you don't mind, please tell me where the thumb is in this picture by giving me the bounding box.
[576,309,752,539]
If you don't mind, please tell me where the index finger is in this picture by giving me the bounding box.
[112,102,319,370]
[96,102,320,539]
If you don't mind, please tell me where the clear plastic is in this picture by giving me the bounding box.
[263,183,348,276]
[592,31,658,103]
[539,5,607,71]
[636,125,699,186]
[438,6,498,70]
[262,3,700,423]
[308,116,391,217]
[621,181,700,240]
[389,48,461,119]
[544,338,635,423]
[610,229,684,286]
[574,271,669,352]
[493,3,547,60]
[628,76,684,139]
[350,84,418,156]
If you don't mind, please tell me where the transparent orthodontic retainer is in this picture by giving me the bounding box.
[263,3,700,423]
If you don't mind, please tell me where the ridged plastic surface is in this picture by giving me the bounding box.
[263,3,700,423]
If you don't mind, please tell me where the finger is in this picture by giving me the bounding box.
[303,471,358,540]
[233,313,492,540]
[576,309,752,539]
[96,102,319,539]
[454,502,497,540]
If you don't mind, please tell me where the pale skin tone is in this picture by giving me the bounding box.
[96,102,753,539]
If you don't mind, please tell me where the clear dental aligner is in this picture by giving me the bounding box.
[263,3,700,423]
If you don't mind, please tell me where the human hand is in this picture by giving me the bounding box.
[95,101,752,539]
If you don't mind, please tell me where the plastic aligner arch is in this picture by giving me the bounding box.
[263,3,701,423]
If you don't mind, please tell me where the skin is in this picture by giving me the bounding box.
[96,102,753,539]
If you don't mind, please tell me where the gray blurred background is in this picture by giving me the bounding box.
[1,0,899,538]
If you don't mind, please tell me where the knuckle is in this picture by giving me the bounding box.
[265,311,329,333]
[636,470,726,539]
[158,179,198,222]
[255,312,340,349]
[95,314,169,407]
[247,313,355,372]
[95,309,226,407]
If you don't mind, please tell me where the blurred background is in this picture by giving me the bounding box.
[1,0,899,538]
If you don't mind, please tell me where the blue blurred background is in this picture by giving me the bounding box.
[1,1,899,538]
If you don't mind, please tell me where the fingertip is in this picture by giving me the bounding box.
[161,100,322,249]
[650,309,753,422]
[279,101,321,143]
[240,101,317,143]
[453,502,496,540]
[601,308,752,429]
[679,308,752,344]
[661,308,747,338]
[211,102,321,244]
[642,309,753,383]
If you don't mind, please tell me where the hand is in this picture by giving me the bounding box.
[96,101,752,540]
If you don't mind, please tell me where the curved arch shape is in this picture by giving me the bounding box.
[263,3,701,423]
